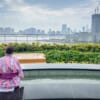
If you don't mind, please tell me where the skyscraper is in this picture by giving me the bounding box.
[92,14,100,33]
[92,5,100,43]
[62,24,67,34]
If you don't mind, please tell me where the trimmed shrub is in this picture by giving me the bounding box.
[0,49,5,57]
[45,50,100,64]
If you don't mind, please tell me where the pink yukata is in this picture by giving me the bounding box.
[0,55,24,91]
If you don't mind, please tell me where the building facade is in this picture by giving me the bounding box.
[92,14,100,43]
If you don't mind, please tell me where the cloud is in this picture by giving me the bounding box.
[0,0,99,31]
[4,0,24,5]
[24,0,91,10]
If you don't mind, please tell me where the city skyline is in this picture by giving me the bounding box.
[0,24,72,34]
[0,0,99,31]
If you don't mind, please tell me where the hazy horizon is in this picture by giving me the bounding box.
[0,0,99,31]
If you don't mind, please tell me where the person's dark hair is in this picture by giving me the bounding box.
[6,46,14,54]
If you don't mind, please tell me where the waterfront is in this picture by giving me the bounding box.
[0,34,66,43]
[22,79,100,99]
[21,64,100,99]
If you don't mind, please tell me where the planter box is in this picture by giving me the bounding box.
[14,53,46,64]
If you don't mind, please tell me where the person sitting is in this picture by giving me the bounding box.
[0,46,24,100]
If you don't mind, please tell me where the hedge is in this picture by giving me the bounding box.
[0,43,100,64]
[45,50,100,64]
[0,43,100,52]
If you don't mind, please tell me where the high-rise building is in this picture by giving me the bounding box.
[92,14,100,33]
[92,5,100,43]
[62,24,67,34]
[92,4,100,33]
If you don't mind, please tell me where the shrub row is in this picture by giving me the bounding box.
[0,43,100,52]
[0,43,100,64]
[45,50,100,64]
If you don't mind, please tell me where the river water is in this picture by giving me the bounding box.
[21,79,100,99]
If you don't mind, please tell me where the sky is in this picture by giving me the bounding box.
[0,0,99,32]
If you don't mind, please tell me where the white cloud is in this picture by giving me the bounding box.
[5,0,24,5]
[0,0,98,31]
[0,4,3,8]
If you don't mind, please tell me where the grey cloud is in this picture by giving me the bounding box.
[24,0,91,10]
